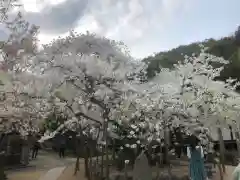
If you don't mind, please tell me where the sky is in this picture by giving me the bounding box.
[2,0,240,59]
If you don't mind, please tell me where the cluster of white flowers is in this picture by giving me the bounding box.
[1,1,240,154]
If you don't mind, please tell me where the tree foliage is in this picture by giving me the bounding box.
[144,31,240,88]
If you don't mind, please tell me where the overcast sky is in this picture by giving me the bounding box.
[4,0,240,59]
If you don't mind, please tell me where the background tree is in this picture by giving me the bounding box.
[144,26,240,92]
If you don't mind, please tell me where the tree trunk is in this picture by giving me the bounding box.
[104,120,109,180]
[84,146,90,179]
[96,153,99,166]
[74,138,80,175]
[21,139,30,166]
[124,162,128,180]
[229,125,234,140]
[217,159,224,180]
[112,141,116,161]
[167,164,173,180]
[74,155,80,175]
[164,127,170,165]
[84,155,90,179]
[164,127,172,180]
[217,127,226,173]
[235,131,240,158]
[89,148,93,180]
[0,135,6,153]
[100,144,104,179]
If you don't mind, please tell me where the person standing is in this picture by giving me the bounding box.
[175,142,182,158]
[21,137,30,165]
[32,140,40,159]
[174,127,183,158]
[59,137,66,158]
[187,136,207,180]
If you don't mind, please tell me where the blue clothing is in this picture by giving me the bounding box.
[232,164,240,180]
[189,148,207,180]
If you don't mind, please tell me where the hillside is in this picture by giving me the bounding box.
[144,36,240,83]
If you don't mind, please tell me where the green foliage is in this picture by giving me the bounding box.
[144,36,240,84]
[44,113,66,132]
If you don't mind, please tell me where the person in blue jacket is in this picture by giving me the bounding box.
[187,136,207,180]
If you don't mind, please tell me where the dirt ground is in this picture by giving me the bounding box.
[5,152,237,180]
[5,151,76,180]
[7,169,46,180]
[57,162,230,180]
[6,164,235,180]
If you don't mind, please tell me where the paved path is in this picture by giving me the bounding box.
[213,165,236,180]
[57,163,87,180]
[38,167,66,180]
[29,151,76,170]
[6,152,237,180]
[6,150,76,180]
[6,170,45,180]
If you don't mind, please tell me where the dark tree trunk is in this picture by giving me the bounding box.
[74,137,81,175]
[229,125,234,140]
[235,131,240,159]
[100,144,104,179]
[84,146,90,179]
[74,155,80,175]
[164,128,170,165]
[218,127,226,173]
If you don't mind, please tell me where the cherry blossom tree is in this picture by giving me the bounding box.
[14,31,148,179]
[0,77,50,137]
[0,1,39,69]
[146,48,240,177]
[3,2,240,180]
[0,6,46,173]
[0,0,41,135]
[149,48,238,129]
